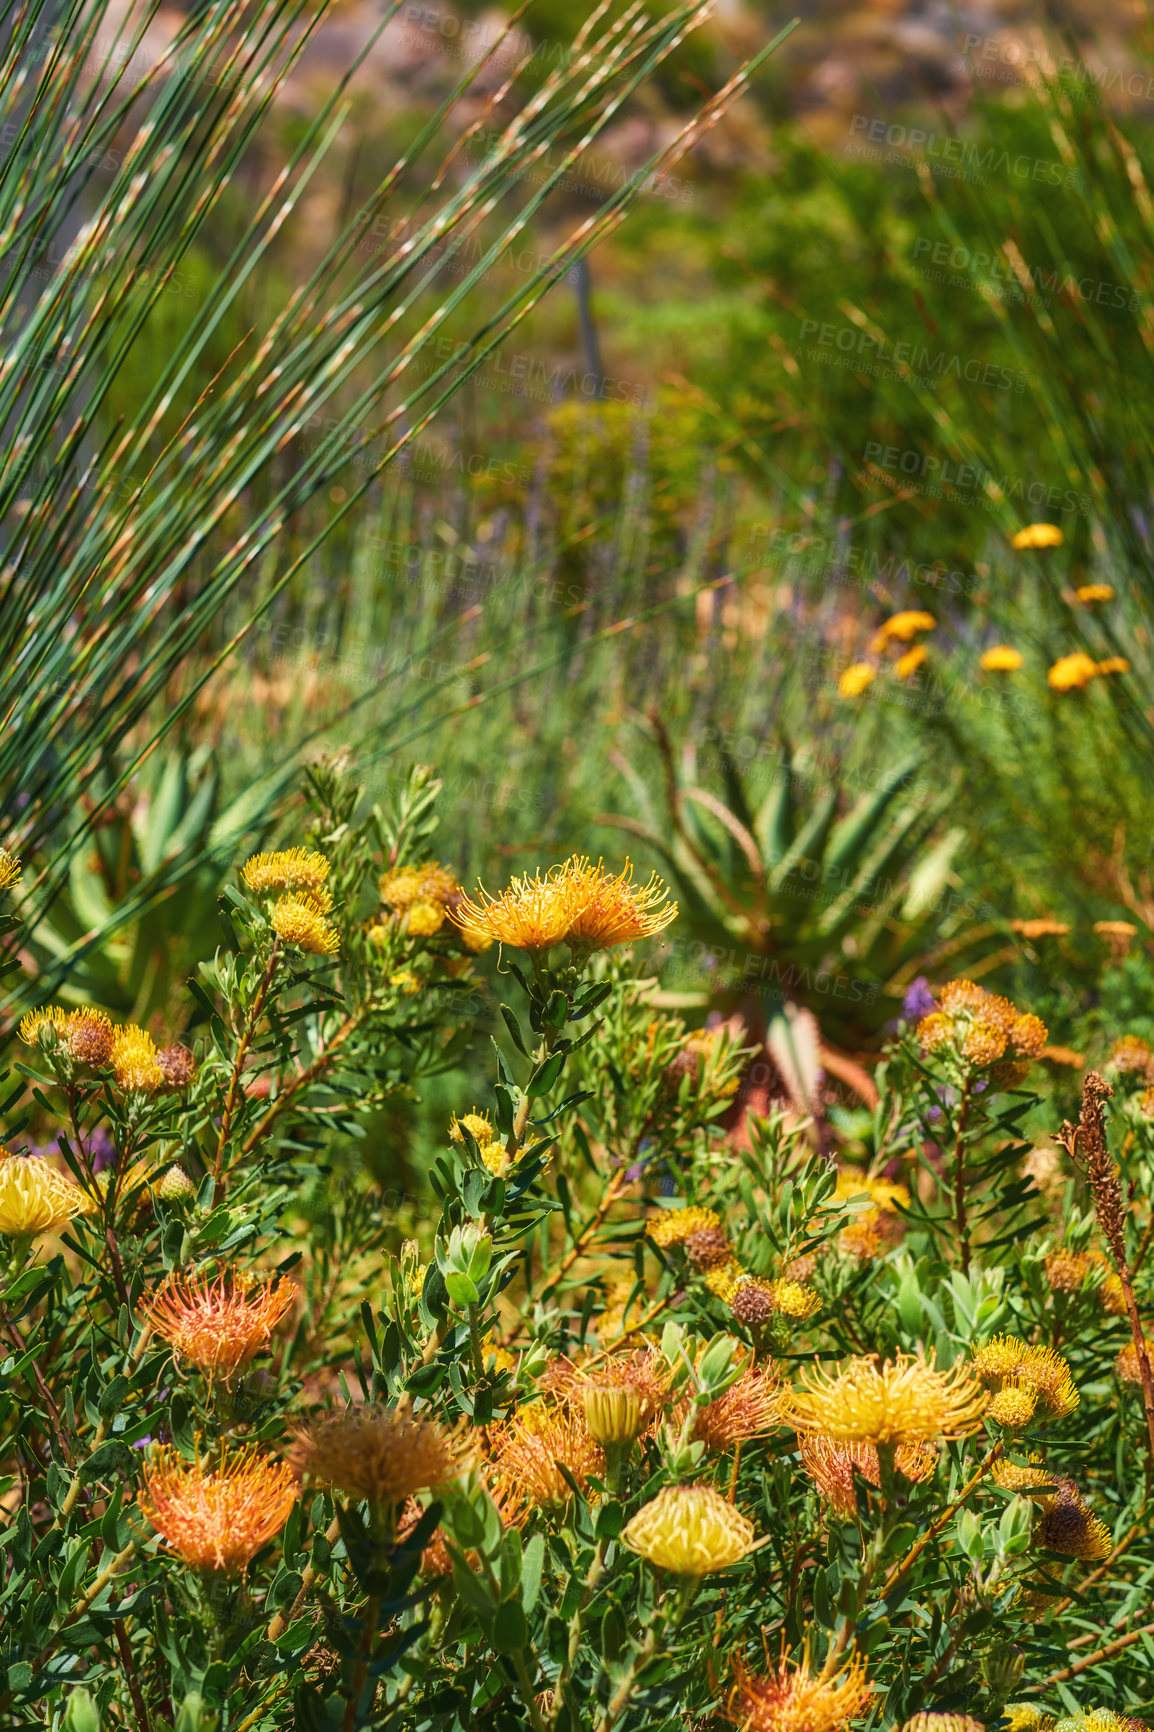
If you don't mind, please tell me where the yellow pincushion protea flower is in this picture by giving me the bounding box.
[770,1278,821,1321]
[111,1024,166,1094]
[705,1259,747,1303]
[146,1268,296,1384]
[622,1484,755,1575]
[300,1406,463,1507]
[789,1351,987,1446]
[405,901,445,937]
[1097,656,1129,676]
[1075,583,1114,602]
[1005,1709,1055,1732]
[724,1647,872,1732]
[141,1446,297,1573]
[1011,523,1063,549]
[987,1383,1039,1428]
[0,1148,92,1237]
[453,856,675,956]
[241,847,330,896]
[448,1110,506,1174]
[916,980,1047,1082]
[971,1335,1079,1420]
[271,891,338,955]
[980,645,1024,672]
[1044,1248,1094,1293]
[1048,652,1100,691]
[992,1450,1054,1492]
[0,847,21,894]
[837,662,875,699]
[18,1005,70,1048]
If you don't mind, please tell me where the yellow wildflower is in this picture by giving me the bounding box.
[895,645,928,680]
[0,848,21,894]
[1097,656,1129,676]
[1011,523,1063,549]
[873,610,936,646]
[452,856,675,954]
[1075,584,1114,602]
[838,662,875,699]
[980,645,1024,672]
[0,1148,92,1237]
[1048,652,1100,691]
[111,1024,165,1094]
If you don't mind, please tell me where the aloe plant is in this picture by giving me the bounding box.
[606,715,977,1051]
[12,748,275,1031]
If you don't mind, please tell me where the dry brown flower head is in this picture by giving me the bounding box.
[300,1406,464,1508]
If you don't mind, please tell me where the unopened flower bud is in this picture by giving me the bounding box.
[584,1383,646,1447]
[61,1687,101,1732]
[982,1644,1025,1697]
[158,1165,196,1206]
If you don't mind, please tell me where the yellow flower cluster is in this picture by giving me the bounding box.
[1011,522,1063,549]
[379,861,464,942]
[0,848,21,894]
[834,1170,910,1260]
[980,645,1024,673]
[917,979,1047,1084]
[649,1207,819,1329]
[1035,1478,1112,1561]
[1047,651,1129,691]
[448,1110,507,1175]
[452,856,675,955]
[970,1335,1079,1423]
[18,1009,196,1098]
[790,1351,987,1447]
[271,890,338,955]
[871,610,936,650]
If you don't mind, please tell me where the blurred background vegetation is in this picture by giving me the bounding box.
[7,0,1154,1182]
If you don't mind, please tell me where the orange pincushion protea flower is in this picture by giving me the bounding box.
[488,1407,604,1520]
[693,1364,786,1451]
[146,1269,296,1384]
[800,1435,936,1518]
[916,981,1047,1083]
[141,1446,297,1572]
[451,857,675,955]
[724,1647,873,1732]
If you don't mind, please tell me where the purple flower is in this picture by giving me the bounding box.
[903,977,936,1021]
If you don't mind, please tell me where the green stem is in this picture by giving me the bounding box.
[593,1576,698,1732]
[953,1076,973,1275]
